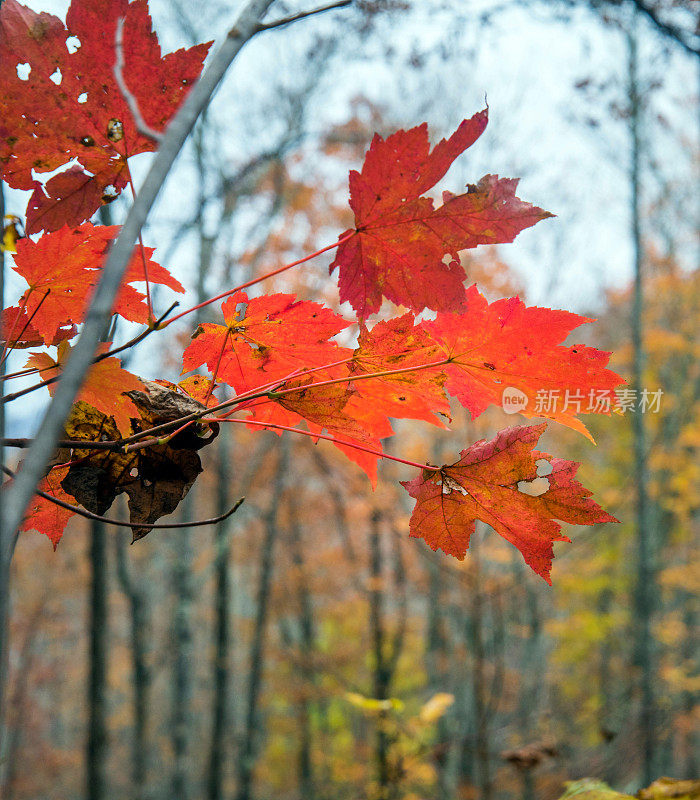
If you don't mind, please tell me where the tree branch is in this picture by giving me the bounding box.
[2,464,244,531]
[256,0,352,32]
[627,0,699,58]
[0,0,277,547]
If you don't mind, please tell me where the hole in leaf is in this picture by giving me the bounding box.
[129,467,139,478]
[535,458,553,477]
[77,92,88,104]
[16,63,31,80]
[101,185,118,204]
[49,67,62,85]
[517,477,550,497]
[66,35,81,53]
[107,118,124,142]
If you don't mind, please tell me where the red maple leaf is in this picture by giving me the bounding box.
[1,304,76,349]
[329,109,552,319]
[0,0,210,232]
[10,223,183,343]
[420,285,624,438]
[350,314,450,426]
[182,292,352,392]
[18,465,77,548]
[243,377,393,485]
[181,293,397,480]
[401,424,618,583]
[26,343,143,434]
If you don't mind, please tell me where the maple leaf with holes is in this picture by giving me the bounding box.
[10,223,183,342]
[329,108,553,319]
[420,285,625,439]
[25,343,143,434]
[0,0,211,232]
[401,424,618,583]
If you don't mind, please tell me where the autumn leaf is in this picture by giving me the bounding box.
[421,285,624,438]
[401,424,618,583]
[25,343,143,434]
[18,463,77,548]
[182,291,352,392]
[247,377,393,485]
[55,390,217,540]
[11,223,183,342]
[350,314,450,426]
[0,0,211,232]
[1,304,76,349]
[329,109,552,319]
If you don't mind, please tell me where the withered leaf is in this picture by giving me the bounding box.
[60,386,217,539]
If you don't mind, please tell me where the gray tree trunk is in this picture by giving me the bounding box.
[115,530,151,799]
[627,20,656,785]
[87,519,108,800]
[208,428,232,800]
[0,179,10,787]
[171,498,194,800]
[235,443,287,800]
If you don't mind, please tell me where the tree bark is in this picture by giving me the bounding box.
[87,519,108,800]
[235,443,287,800]
[287,465,316,799]
[369,508,392,799]
[0,179,10,786]
[171,496,194,800]
[627,20,656,785]
[208,428,231,800]
[469,526,492,800]
[115,530,151,799]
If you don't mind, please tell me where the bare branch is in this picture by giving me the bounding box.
[3,438,122,452]
[256,0,352,32]
[0,0,277,547]
[2,464,244,531]
[627,0,699,57]
[113,17,165,143]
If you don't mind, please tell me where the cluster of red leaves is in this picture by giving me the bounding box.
[1,0,622,582]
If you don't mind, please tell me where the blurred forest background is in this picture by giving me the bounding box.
[0,0,698,799]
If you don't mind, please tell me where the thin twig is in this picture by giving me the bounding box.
[2,463,244,531]
[2,302,178,403]
[256,0,352,32]
[3,438,122,452]
[113,17,165,143]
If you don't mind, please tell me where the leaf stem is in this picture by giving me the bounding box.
[209,416,431,471]
[0,289,50,368]
[118,355,450,447]
[165,232,354,326]
[0,367,40,383]
[234,357,450,408]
